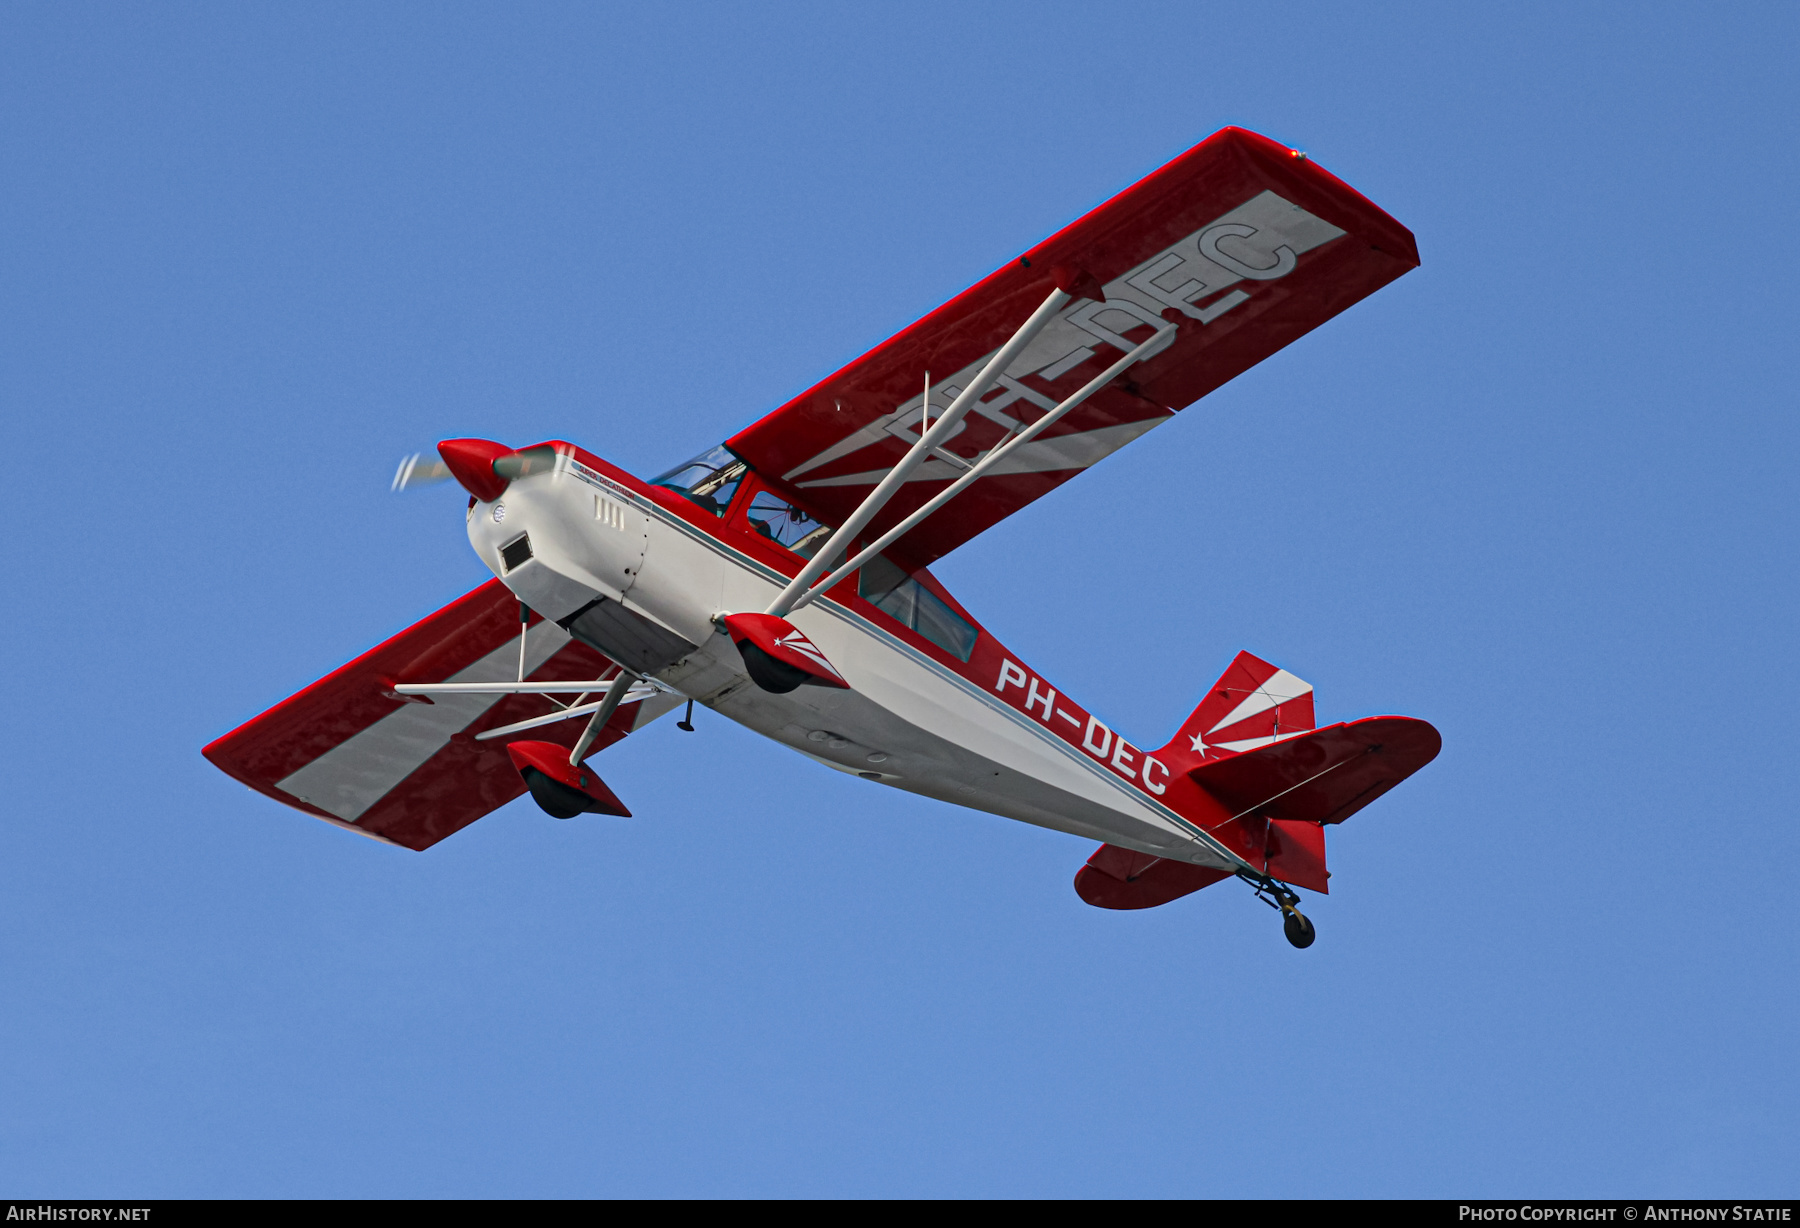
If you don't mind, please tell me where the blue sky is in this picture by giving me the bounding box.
[2,1,1795,1198]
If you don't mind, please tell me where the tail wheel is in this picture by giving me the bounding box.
[1283,909,1316,949]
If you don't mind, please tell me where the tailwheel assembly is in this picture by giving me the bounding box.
[1241,872,1317,949]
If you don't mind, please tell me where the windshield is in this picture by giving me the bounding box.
[745,490,833,559]
[650,445,746,517]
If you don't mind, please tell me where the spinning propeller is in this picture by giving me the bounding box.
[390,439,559,499]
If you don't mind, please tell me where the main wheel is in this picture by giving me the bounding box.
[520,766,603,819]
[1283,910,1316,949]
[737,641,810,693]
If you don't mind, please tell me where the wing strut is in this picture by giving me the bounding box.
[395,680,636,695]
[568,667,641,765]
[473,682,664,742]
[784,316,1178,614]
[763,287,1072,618]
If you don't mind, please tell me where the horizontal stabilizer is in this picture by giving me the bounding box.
[1073,844,1231,910]
[1189,716,1441,827]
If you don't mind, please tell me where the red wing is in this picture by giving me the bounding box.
[727,127,1418,568]
[203,580,676,851]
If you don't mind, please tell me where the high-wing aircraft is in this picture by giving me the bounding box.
[205,127,1439,948]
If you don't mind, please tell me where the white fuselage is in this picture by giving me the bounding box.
[465,453,1241,874]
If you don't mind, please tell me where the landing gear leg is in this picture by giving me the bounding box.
[1239,872,1316,949]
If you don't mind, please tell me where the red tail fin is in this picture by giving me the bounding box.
[1151,650,1316,776]
[1074,651,1329,909]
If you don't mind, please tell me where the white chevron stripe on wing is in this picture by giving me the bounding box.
[276,620,572,822]
[796,419,1170,489]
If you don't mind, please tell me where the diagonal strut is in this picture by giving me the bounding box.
[763,287,1072,618]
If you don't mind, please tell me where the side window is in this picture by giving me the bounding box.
[745,491,833,559]
[859,555,978,662]
[649,445,746,517]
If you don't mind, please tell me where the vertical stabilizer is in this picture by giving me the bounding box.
[1151,650,1315,776]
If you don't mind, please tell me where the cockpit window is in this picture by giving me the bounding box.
[745,491,834,559]
[650,445,746,517]
[859,555,978,662]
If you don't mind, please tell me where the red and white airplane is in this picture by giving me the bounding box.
[205,127,1439,947]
